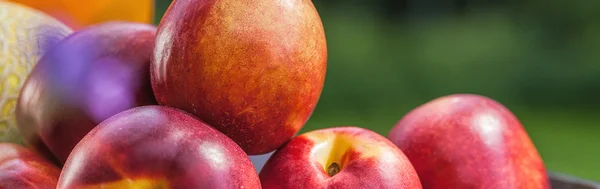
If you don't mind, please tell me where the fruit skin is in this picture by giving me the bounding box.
[8,0,154,29]
[57,105,262,189]
[0,143,61,189]
[259,126,422,189]
[0,1,72,144]
[16,21,157,165]
[151,0,328,155]
[388,94,550,189]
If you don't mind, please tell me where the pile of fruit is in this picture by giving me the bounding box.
[0,0,551,188]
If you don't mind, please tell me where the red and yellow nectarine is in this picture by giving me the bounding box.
[57,106,261,189]
[151,0,328,155]
[260,126,422,189]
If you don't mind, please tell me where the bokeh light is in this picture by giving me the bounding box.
[7,0,154,29]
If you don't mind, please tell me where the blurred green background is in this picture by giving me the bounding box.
[155,0,599,180]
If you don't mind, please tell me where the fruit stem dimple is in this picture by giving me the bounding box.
[327,162,341,177]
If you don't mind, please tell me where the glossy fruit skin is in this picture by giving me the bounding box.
[260,126,422,189]
[16,22,157,165]
[151,0,328,155]
[0,1,72,144]
[388,94,550,189]
[8,0,154,29]
[0,143,61,189]
[57,105,262,189]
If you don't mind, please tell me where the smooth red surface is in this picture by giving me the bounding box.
[0,143,61,189]
[16,22,157,165]
[388,94,550,189]
[260,126,422,189]
[151,0,328,155]
[57,105,261,189]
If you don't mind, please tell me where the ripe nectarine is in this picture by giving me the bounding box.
[388,94,550,188]
[16,22,157,165]
[152,0,328,156]
[58,106,261,189]
[260,126,422,189]
[0,143,61,189]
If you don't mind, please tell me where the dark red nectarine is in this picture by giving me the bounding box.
[57,106,261,189]
[388,94,550,188]
[151,0,328,155]
[0,143,61,189]
[16,21,157,165]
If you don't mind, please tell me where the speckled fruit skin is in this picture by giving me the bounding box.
[0,1,72,144]
[259,126,422,189]
[16,22,157,165]
[0,143,61,189]
[388,94,550,189]
[57,106,262,189]
[151,0,328,155]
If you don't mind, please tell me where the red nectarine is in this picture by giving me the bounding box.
[388,94,550,188]
[260,126,422,189]
[57,106,261,189]
[151,0,328,155]
[16,22,157,165]
[0,143,61,189]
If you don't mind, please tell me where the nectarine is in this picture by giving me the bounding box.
[57,106,261,189]
[16,22,157,165]
[0,143,61,189]
[151,0,328,155]
[260,126,422,189]
[388,94,550,188]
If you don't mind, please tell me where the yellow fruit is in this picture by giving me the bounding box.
[0,1,72,143]
[7,0,155,29]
